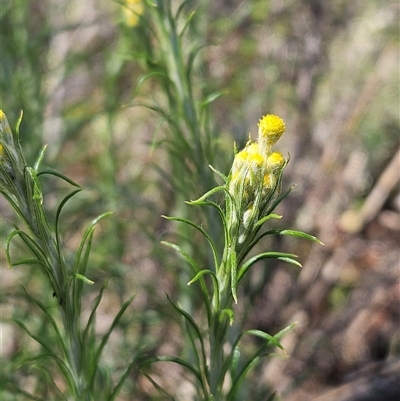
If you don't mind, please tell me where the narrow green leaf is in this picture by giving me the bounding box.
[26,167,43,204]
[227,356,260,401]
[179,8,196,38]
[219,308,234,326]
[201,90,228,108]
[33,145,48,172]
[108,356,139,401]
[162,216,219,269]
[237,252,299,282]
[5,382,46,401]
[142,356,203,384]
[244,329,285,351]
[162,242,212,321]
[90,295,135,390]
[255,228,323,245]
[276,229,323,244]
[73,212,113,276]
[55,188,83,252]
[254,213,282,229]
[187,268,217,286]
[208,164,228,182]
[133,71,169,98]
[6,229,48,273]
[20,286,68,359]
[230,250,238,304]
[187,42,205,79]
[166,295,208,379]
[73,273,94,285]
[273,322,297,342]
[30,363,68,401]
[264,185,294,216]
[185,185,226,204]
[37,169,81,188]
[12,319,76,393]
[162,241,201,274]
[141,372,176,401]
[81,282,108,373]
[9,258,40,267]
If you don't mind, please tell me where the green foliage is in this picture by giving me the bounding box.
[0,112,138,400]
[2,0,397,400]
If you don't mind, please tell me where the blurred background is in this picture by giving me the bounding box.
[1,0,399,400]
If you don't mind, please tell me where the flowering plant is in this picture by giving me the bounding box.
[143,114,321,400]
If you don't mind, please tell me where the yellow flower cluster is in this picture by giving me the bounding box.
[122,0,144,27]
[228,114,286,208]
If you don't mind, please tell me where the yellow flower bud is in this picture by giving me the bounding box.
[266,151,285,170]
[122,0,144,27]
[229,142,266,200]
[258,114,285,154]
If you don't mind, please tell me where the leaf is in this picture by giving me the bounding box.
[237,252,300,282]
[185,185,226,204]
[90,295,135,390]
[264,185,294,216]
[253,213,282,229]
[19,286,68,359]
[187,269,219,310]
[6,229,48,272]
[73,273,94,285]
[162,241,212,321]
[166,295,208,378]
[187,268,217,286]
[55,188,83,253]
[208,164,228,182]
[227,325,295,399]
[30,363,68,401]
[26,167,43,204]
[227,356,260,401]
[33,145,48,172]
[162,241,202,274]
[255,228,323,244]
[275,229,324,244]
[219,308,234,326]
[73,212,113,276]
[140,372,176,401]
[37,169,81,188]
[273,322,297,342]
[230,250,238,304]
[244,329,285,351]
[162,215,219,270]
[5,382,46,401]
[200,90,228,108]
[141,356,203,384]
[14,109,23,134]
[187,42,206,78]
[12,319,76,392]
[179,9,196,39]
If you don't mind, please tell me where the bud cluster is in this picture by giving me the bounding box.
[227,114,287,244]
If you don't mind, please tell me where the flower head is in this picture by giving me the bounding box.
[122,0,144,27]
[229,141,266,203]
[266,151,285,170]
[258,114,285,154]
